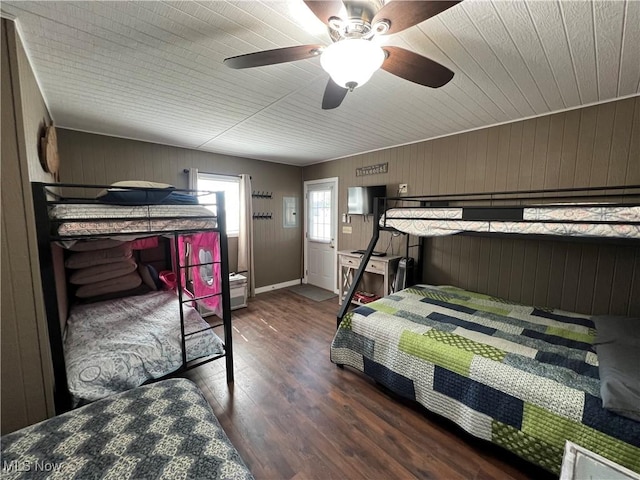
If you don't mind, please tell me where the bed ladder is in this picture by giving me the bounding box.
[172,191,234,384]
[336,200,382,327]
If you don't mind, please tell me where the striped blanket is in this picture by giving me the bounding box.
[330,285,640,474]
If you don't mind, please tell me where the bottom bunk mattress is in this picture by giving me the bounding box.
[1,378,254,480]
[64,290,225,403]
[330,285,640,474]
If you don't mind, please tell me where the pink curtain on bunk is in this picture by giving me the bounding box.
[178,232,222,317]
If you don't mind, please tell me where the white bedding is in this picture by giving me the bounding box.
[50,203,217,237]
[382,204,640,238]
[64,290,224,403]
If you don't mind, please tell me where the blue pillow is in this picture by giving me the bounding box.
[98,189,174,205]
[146,264,163,290]
[160,191,199,205]
[96,181,175,205]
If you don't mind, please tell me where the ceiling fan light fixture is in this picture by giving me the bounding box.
[320,39,385,90]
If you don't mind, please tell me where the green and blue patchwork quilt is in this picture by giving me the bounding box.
[330,285,640,474]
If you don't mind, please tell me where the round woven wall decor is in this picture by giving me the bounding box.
[40,124,60,176]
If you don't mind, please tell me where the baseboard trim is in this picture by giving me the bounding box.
[255,279,301,294]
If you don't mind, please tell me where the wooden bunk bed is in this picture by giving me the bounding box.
[32,182,234,413]
[332,185,640,474]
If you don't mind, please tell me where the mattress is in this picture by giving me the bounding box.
[0,379,254,480]
[64,290,225,403]
[49,203,218,237]
[382,204,640,238]
[330,285,640,474]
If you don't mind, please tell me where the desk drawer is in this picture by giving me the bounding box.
[366,259,385,272]
[340,256,361,268]
[340,255,385,273]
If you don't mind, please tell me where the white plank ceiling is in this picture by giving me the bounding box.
[2,0,639,165]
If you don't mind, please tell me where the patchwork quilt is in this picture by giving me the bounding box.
[1,379,254,480]
[330,285,640,474]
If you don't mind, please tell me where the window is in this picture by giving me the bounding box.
[308,189,332,243]
[197,174,240,236]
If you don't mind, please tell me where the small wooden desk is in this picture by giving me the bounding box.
[337,250,401,306]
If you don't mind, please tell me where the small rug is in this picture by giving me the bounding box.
[288,284,337,302]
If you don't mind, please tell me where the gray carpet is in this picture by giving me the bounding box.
[288,284,337,302]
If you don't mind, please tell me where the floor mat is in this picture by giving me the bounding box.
[288,284,337,302]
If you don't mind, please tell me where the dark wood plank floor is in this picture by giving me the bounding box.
[186,289,554,480]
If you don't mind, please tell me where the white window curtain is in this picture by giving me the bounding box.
[188,167,199,191]
[190,168,255,298]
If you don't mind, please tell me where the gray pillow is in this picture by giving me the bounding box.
[593,315,640,347]
[596,341,640,422]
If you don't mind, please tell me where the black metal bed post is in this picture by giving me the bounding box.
[336,197,383,327]
[216,191,234,383]
[416,200,427,284]
[405,232,409,259]
[31,182,72,413]
[173,235,188,368]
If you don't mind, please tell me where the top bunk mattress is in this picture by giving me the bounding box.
[382,204,640,238]
[50,203,218,238]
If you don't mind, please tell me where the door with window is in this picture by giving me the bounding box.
[304,179,337,292]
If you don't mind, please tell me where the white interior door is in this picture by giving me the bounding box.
[304,179,338,292]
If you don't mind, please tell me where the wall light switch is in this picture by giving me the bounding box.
[342,226,352,234]
[398,183,408,194]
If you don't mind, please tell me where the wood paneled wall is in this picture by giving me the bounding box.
[1,19,55,434]
[426,236,639,316]
[56,129,303,288]
[304,97,640,316]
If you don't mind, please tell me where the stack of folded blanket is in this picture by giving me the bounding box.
[65,239,158,302]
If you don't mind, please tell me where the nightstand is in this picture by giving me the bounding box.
[337,250,401,306]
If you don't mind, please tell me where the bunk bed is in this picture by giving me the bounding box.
[331,185,640,474]
[32,182,234,413]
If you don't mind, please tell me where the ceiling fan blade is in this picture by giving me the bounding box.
[322,78,348,110]
[382,46,454,88]
[304,0,347,26]
[373,1,461,35]
[224,45,323,69]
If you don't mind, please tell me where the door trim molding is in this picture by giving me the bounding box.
[303,177,339,293]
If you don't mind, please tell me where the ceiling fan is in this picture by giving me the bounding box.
[223,0,460,109]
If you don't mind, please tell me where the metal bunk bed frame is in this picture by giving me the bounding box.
[32,182,234,414]
[337,184,640,327]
